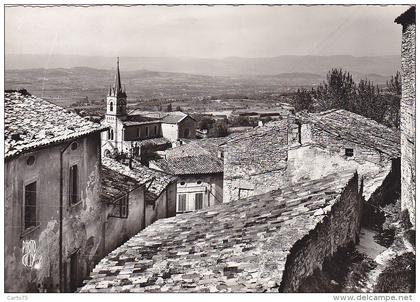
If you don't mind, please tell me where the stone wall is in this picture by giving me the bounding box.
[304,123,388,166]
[280,174,363,292]
[400,21,416,227]
[104,186,145,254]
[5,133,105,293]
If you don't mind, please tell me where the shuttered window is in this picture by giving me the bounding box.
[24,182,37,229]
[195,193,203,210]
[177,194,186,212]
[69,165,80,204]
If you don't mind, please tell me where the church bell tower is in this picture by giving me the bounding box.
[106,57,127,118]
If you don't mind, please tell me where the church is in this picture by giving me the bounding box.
[101,58,197,158]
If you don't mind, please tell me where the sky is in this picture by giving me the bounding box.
[5,5,409,58]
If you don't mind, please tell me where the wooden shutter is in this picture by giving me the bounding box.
[24,182,37,229]
[195,193,203,210]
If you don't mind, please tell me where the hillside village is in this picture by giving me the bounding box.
[4,6,415,294]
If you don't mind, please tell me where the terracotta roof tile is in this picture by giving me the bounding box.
[5,92,107,159]
[102,158,176,203]
[80,171,356,293]
[299,109,400,158]
[152,155,223,175]
[100,165,141,204]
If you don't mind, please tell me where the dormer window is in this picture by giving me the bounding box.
[345,148,354,157]
[109,102,114,112]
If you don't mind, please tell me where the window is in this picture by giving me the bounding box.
[26,156,35,166]
[184,129,190,138]
[145,126,150,138]
[120,195,129,218]
[109,194,129,218]
[180,181,186,186]
[197,180,202,185]
[137,127,141,138]
[195,193,203,210]
[177,194,186,212]
[24,182,37,230]
[109,102,114,112]
[154,125,158,135]
[69,165,80,204]
[108,129,114,140]
[345,148,354,157]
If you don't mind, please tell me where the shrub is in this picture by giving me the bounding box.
[374,253,415,293]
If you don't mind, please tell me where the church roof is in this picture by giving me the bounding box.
[123,115,161,127]
[5,91,107,159]
[109,57,126,98]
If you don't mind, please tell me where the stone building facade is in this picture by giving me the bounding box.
[396,6,416,226]
[4,92,108,293]
[222,110,400,205]
[222,120,289,203]
[150,154,223,213]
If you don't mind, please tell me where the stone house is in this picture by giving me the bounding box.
[4,91,108,293]
[395,6,416,226]
[80,171,363,293]
[101,59,196,158]
[222,120,289,203]
[161,111,197,141]
[4,91,178,293]
[223,110,400,204]
[150,143,224,213]
[101,158,178,227]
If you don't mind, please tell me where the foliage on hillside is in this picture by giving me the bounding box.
[292,69,401,129]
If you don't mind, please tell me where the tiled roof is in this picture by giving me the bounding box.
[5,92,107,159]
[152,154,223,175]
[100,165,142,204]
[123,115,161,127]
[165,142,211,158]
[299,109,400,158]
[192,137,230,155]
[161,112,192,124]
[102,158,176,204]
[395,6,415,25]
[224,120,289,175]
[138,137,171,147]
[80,171,356,293]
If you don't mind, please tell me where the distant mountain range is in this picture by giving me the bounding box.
[6,54,400,77]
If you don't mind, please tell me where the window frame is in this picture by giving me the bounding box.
[69,163,81,205]
[177,193,187,212]
[195,192,204,210]
[22,176,40,235]
[345,148,354,157]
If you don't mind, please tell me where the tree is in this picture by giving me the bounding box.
[214,121,228,137]
[198,117,214,130]
[293,88,314,112]
[140,143,161,166]
[166,103,173,112]
[315,68,356,111]
[383,71,402,128]
[176,105,182,111]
